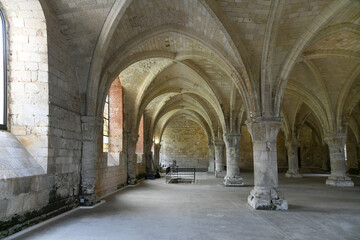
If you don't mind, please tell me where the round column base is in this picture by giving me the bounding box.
[326,175,354,187]
[215,171,226,178]
[224,176,244,187]
[247,188,288,210]
[285,172,303,178]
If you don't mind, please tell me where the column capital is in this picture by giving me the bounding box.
[213,140,225,147]
[324,134,346,148]
[245,117,282,142]
[128,133,139,144]
[223,133,242,148]
[285,137,299,150]
[81,115,103,142]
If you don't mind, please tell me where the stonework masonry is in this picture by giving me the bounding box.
[160,118,209,169]
[223,133,244,186]
[0,0,360,237]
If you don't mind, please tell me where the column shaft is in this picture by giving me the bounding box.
[285,138,302,178]
[127,133,138,185]
[154,143,161,171]
[208,145,215,172]
[325,135,354,187]
[214,141,225,178]
[246,118,288,210]
[224,134,243,186]
[80,116,103,206]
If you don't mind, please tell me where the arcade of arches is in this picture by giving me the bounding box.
[0,0,360,237]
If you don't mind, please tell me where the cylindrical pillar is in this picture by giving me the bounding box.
[154,143,161,171]
[127,133,139,185]
[285,138,302,178]
[208,144,215,172]
[246,118,288,210]
[214,141,225,178]
[223,133,243,186]
[324,135,354,187]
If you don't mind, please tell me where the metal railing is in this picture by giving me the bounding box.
[165,166,195,183]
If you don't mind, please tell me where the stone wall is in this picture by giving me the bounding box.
[299,125,325,171]
[95,153,127,198]
[0,1,81,237]
[239,125,253,170]
[277,130,288,170]
[160,117,209,168]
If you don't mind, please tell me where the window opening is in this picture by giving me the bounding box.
[103,95,109,152]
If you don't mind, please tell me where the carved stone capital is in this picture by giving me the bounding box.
[246,117,282,142]
[223,133,241,148]
[324,134,346,149]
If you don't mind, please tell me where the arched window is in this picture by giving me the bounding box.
[103,95,109,152]
[0,10,6,130]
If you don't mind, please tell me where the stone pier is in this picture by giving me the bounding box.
[127,134,139,185]
[223,133,243,186]
[153,143,161,171]
[246,118,288,210]
[325,135,354,187]
[285,138,302,178]
[214,141,226,178]
[208,144,215,172]
[80,116,103,206]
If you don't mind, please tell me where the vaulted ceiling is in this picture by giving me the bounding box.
[42,0,360,143]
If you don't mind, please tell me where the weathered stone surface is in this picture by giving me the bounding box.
[246,118,287,210]
[285,138,302,178]
[214,141,226,178]
[324,135,354,187]
[160,118,209,168]
[223,133,244,187]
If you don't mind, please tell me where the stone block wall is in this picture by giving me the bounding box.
[299,125,325,171]
[0,1,82,237]
[96,153,127,198]
[160,117,209,168]
[239,125,254,170]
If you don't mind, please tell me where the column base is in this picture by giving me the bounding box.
[326,175,354,187]
[215,171,226,178]
[224,176,244,186]
[247,188,288,210]
[79,194,100,206]
[285,171,303,178]
[128,178,137,185]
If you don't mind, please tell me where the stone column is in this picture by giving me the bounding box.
[144,142,154,175]
[208,144,215,172]
[285,138,302,178]
[80,116,103,206]
[358,143,360,176]
[214,141,226,178]
[223,133,243,186]
[246,118,288,210]
[324,135,354,187]
[127,133,139,185]
[154,143,161,171]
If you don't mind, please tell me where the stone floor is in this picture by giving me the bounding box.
[6,173,360,240]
